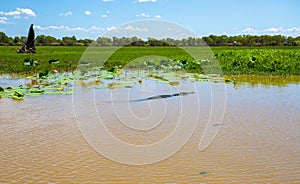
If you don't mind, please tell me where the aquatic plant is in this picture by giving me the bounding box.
[38,69,49,78]
[48,59,60,64]
[0,67,235,101]
[23,58,39,66]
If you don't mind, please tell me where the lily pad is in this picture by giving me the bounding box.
[169,81,180,86]
[39,69,49,78]
[19,85,30,89]
[45,91,72,95]
[23,58,39,66]
[95,86,108,89]
[48,59,60,64]
[26,93,43,97]
[79,61,90,66]
[6,86,13,90]
[56,87,64,91]
[224,78,232,83]
[107,66,118,73]
[12,95,24,100]
[178,59,188,66]
[30,89,45,93]
[14,91,25,97]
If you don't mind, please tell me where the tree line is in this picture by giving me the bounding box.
[0,31,300,46]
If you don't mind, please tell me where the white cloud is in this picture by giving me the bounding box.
[241,27,300,36]
[19,8,36,17]
[0,8,36,18]
[0,17,8,24]
[59,11,72,16]
[107,26,117,31]
[103,0,114,2]
[34,25,106,39]
[136,13,150,18]
[154,15,161,19]
[242,28,256,34]
[106,25,148,32]
[34,25,105,33]
[137,0,157,2]
[265,27,280,33]
[100,10,110,18]
[84,10,94,16]
[124,25,147,32]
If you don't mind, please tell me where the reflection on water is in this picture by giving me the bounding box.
[0,76,299,183]
[227,75,300,88]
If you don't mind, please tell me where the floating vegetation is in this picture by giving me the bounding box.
[12,91,25,100]
[48,59,60,64]
[38,69,49,78]
[224,78,233,83]
[79,61,90,66]
[23,58,39,66]
[30,89,45,93]
[169,81,180,86]
[0,72,73,100]
[0,66,235,101]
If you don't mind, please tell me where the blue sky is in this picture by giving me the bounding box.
[0,0,299,39]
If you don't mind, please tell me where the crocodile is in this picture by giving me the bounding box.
[130,92,194,102]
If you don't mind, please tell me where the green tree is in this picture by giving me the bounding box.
[13,36,21,45]
[62,36,77,46]
[0,32,10,45]
[78,39,93,46]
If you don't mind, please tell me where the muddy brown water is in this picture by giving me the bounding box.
[0,76,299,183]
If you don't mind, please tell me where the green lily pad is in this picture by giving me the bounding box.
[14,91,25,97]
[6,86,13,90]
[26,93,43,97]
[95,86,108,89]
[107,66,118,73]
[33,60,39,66]
[39,69,49,78]
[45,91,72,95]
[12,95,24,100]
[224,78,232,83]
[56,87,64,91]
[18,85,30,89]
[79,61,90,66]
[23,58,39,66]
[30,89,45,93]
[26,75,36,79]
[169,81,180,86]
[48,59,60,64]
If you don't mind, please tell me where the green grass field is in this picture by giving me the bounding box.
[0,46,299,75]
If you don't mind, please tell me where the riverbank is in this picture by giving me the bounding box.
[0,46,299,75]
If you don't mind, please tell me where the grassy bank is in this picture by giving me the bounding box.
[213,46,300,75]
[0,46,299,75]
[0,46,85,75]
